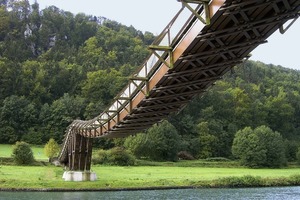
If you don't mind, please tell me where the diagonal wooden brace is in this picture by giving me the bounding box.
[180,0,211,25]
[148,45,174,69]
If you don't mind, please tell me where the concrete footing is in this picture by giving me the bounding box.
[62,171,97,181]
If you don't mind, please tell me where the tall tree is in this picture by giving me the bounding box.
[232,126,286,168]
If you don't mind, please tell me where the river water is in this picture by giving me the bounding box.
[1,187,300,200]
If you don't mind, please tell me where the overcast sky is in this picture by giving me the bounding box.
[29,0,300,70]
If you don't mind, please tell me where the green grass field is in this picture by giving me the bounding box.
[1,144,300,190]
[0,164,300,190]
[0,144,48,161]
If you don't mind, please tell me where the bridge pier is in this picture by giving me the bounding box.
[63,133,96,181]
[63,171,97,181]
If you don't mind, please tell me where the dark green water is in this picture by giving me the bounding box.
[1,187,300,200]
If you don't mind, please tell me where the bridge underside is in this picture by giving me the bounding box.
[59,0,300,172]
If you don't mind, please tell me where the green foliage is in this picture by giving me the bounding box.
[11,141,35,165]
[21,128,43,145]
[196,121,218,159]
[92,149,109,165]
[1,165,300,189]
[232,126,286,168]
[145,120,181,161]
[0,1,299,165]
[108,147,136,166]
[205,157,231,162]
[44,138,60,160]
[81,69,126,105]
[124,133,148,159]
[284,140,299,162]
[92,147,136,166]
[0,95,37,144]
[45,93,86,141]
[296,147,300,165]
[124,121,181,161]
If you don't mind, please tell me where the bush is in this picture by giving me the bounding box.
[92,149,109,165]
[125,120,181,162]
[44,138,60,161]
[93,147,136,166]
[108,147,136,166]
[216,176,263,188]
[177,151,195,160]
[124,134,148,159]
[12,141,35,165]
[205,157,231,162]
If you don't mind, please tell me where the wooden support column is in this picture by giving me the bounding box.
[68,134,93,171]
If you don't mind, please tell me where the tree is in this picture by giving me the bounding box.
[12,141,35,165]
[81,69,126,105]
[232,125,286,168]
[0,5,9,40]
[44,138,60,161]
[0,95,37,143]
[145,120,180,161]
[47,93,86,141]
[265,88,295,135]
[196,121,217,159]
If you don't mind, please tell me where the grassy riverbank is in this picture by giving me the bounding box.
[1,164,300,190]
[1,144,300,190]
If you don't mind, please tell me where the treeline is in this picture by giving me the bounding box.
[123,61,300,165]
[166,61,300,159]
[0,0,154,144]
[1,1,300,165]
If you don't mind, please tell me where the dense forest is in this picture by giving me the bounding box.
[1,1,300,164]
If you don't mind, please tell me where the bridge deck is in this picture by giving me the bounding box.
[59,0,300,165]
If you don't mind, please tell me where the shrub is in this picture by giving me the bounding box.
[92,147,136,166]
[12,141,35,165]
[177,151,195,160]
[216,176,263,187]
[108,147,136,166]
[205,157,231,162]
[44,138,60,161]
[124,134,148,159]
[92,149,109,165]
[289,174,300,185]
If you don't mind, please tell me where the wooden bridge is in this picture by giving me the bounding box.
[58,0,300,179]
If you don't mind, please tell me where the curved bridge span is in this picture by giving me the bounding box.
[59,0,299,172]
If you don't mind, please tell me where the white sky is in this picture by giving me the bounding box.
[30,0,300,70]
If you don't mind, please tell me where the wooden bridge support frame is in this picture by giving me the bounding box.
[68,133,93,171]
